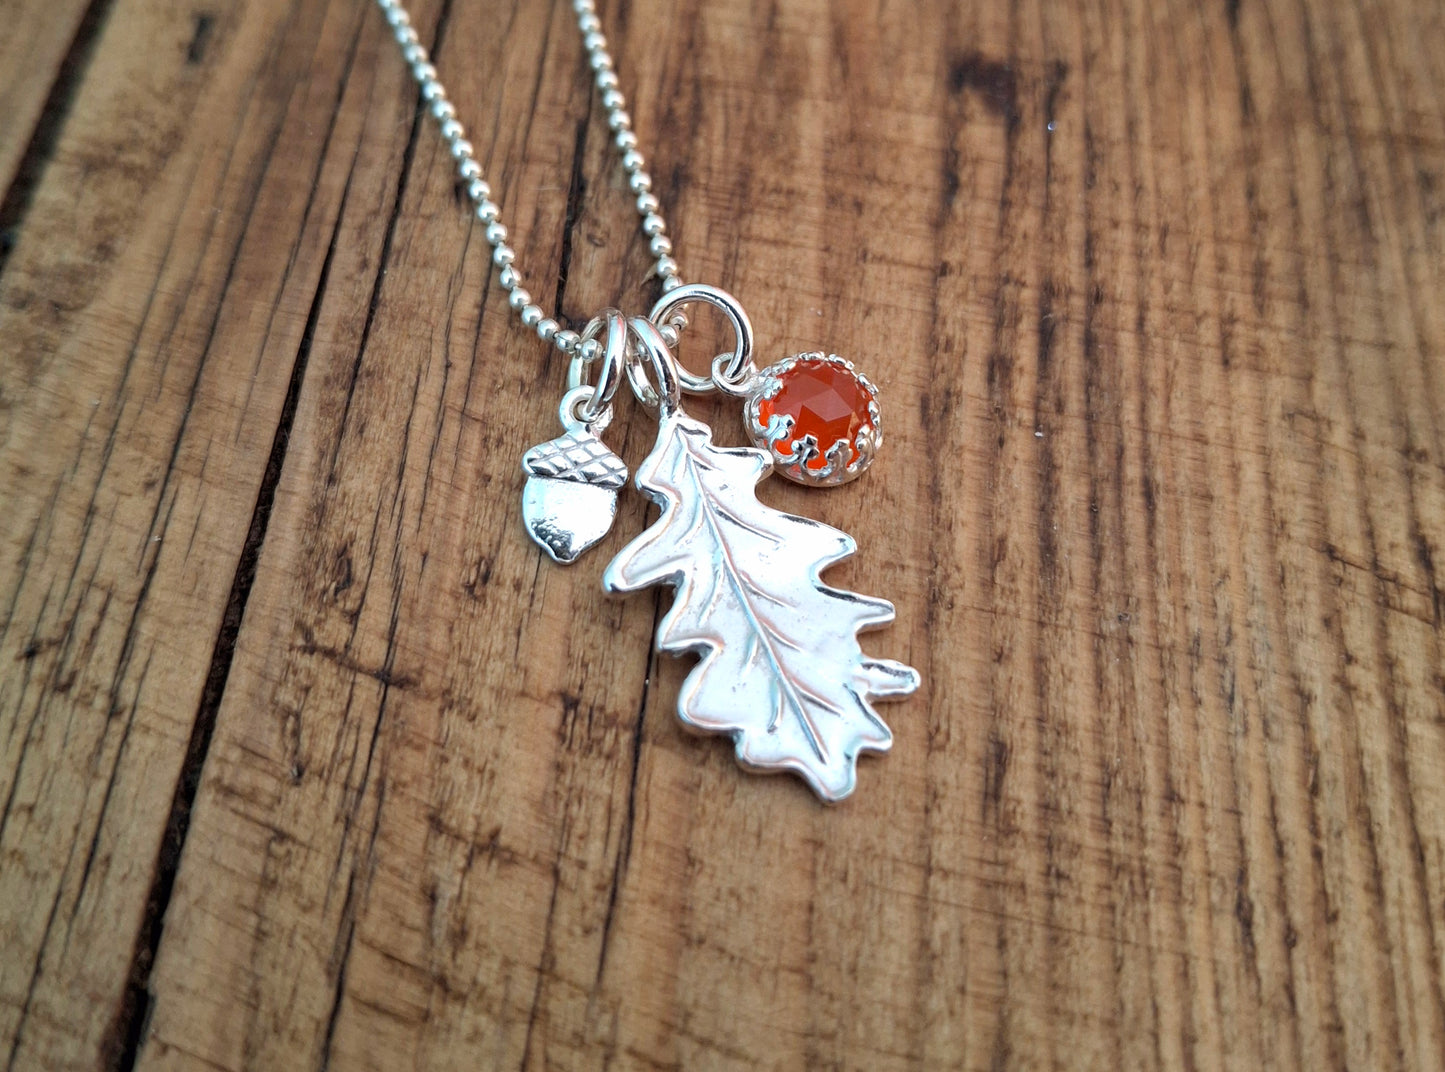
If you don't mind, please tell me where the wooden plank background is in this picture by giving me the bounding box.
[2,0,1443,1067]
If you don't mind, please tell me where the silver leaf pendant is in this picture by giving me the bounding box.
[521,427,627,564]
[603,407,919,802]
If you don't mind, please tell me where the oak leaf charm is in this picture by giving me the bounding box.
[603,411,919,802]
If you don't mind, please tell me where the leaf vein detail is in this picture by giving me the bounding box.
[680,449,829,763]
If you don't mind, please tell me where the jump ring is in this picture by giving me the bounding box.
[710,350,758,397]
[648,282,755,395]
[568,309,627,422]
[624,316,682,416]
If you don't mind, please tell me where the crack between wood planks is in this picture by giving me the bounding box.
[592,588,662,990]
[0,0,118,277]
[99,178,349,1072]
[552,115,591,329]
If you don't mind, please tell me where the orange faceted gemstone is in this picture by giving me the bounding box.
[759,358,875,470]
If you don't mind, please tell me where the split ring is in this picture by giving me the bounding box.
[648,282,755,396]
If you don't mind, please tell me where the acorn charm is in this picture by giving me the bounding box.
[521,421,627,565]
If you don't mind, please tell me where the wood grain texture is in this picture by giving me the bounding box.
[1,0,1442,1069]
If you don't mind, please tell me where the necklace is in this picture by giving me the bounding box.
[374,0,919,802]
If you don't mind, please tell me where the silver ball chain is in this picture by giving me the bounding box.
[374,0,688,365]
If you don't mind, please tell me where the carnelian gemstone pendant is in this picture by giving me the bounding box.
[744,353,881,486]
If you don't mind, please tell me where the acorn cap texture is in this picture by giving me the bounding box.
[522,430,628,489]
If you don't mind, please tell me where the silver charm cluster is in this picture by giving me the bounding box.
[515,289,916,802]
